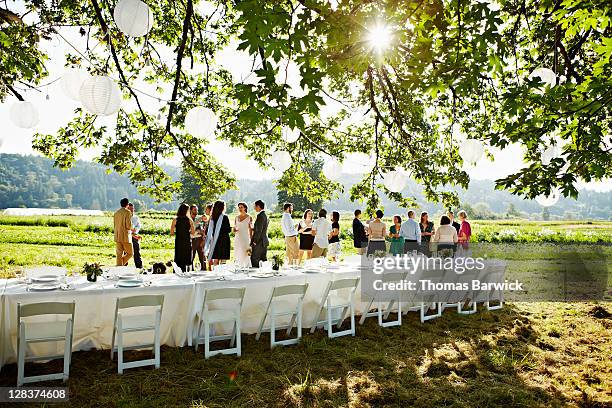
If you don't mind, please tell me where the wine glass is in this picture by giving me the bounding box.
[14,268,24,281]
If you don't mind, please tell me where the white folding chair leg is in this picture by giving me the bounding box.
[117,318,124,374]
[420,302,443,323]
[235,313,242,357]
[154,310,161,368]
[17,324,26,386]
[63,320,72,381]
[458,299,478,314]
[359,297,375,325]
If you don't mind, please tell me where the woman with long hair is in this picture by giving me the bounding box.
[388,215,404,256]
[328,211,341,262]
[204,200,232,268]
[419,211,435,256]
[233,202,253,267]
[298,209,315,262]
[170,203,195,272]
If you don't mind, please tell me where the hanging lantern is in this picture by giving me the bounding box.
[271,150,292,172]
[60,68,90,101]
[535,188,560,207]
[383,170,408,192]
[322,158,342,181]
[281,126,301,143]
[459,139,484,164]
[185,107,218,139]
[541,144,560,165]
[9,101,39,128]
[113,0,154,37]
[529,67,556,88]
[79,76,122,116]
[342,152,373,174]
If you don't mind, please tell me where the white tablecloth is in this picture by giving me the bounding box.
[0,266,361,370]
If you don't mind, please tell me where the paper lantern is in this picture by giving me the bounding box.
[529,67,556,88]
[271,150,292,172]
[342,152,373,174]
[9,101,39,128]
[185,107,218,139]
[60,68,90,101]
[535,188,560,207]
[383,170,408,192]
[281,126,300,143]
[79,76,122,116]
[113,0,154,37]
[322,158,342,181]
[459,139,484,164]
[541,144,560,165]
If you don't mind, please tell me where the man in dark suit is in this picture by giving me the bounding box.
[250,200,269,267]
[448,210,461,233]
[352,209,368,255]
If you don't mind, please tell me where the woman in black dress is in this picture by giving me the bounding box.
[170,203,195,272]
[419,211,435,257]
[298,209,315,262]
[205,200,231,268]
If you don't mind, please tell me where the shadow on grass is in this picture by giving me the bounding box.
[0,303,607,407]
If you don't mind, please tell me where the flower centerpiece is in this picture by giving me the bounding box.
[271,254,284,271]
[83,262,103,282]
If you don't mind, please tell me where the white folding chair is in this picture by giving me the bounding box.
[17,301,75,386]
[485,263,505,310]
[110,295,164,374]
[24,266,67,279]
[418,268,447,323]
[194,287,245,358]
[310,277,360,338]
[256,284,309,348]
[359,271,408,327]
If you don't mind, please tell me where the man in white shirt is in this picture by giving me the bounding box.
[311,208,332,258]
[281,202,299,263]
[399,210,421,254]
[128,202,143,268]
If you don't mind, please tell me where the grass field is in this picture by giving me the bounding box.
[0,214,610,407]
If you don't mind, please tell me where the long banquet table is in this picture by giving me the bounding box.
[0,265,362,371]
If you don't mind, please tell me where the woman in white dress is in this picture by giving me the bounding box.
[233,202,253,267]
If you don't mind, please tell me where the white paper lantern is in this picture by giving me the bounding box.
[383,170,408,192]
[113,0,154,37]
[342,152,374,174]
[322,158,342,181]
[0,137,4,149]
[281,126,301,143]
[459,139,484,164]
[79,76,122,116]
[9,101,39,128]
[535,188,560,207]
[60,68,90,101]
[529,67,556,88]
[271,150,292,172]
[541,144,560,165]
[185,107,218,139]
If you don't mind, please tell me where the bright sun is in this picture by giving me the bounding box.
[366,23,393,53]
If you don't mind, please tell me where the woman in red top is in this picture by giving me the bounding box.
[457,210,472,248]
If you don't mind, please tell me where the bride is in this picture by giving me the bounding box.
[233,202,253,267]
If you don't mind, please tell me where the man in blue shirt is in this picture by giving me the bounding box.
[399,210,421,254]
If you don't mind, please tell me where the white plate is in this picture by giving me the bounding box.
[118,273,138,280]
[116,279,143,288]
[31,275,61,283]
[251,272,274,278]
[30,283,61,291]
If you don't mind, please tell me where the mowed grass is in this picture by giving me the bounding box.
[0,214,610,407]
[0,303,610,407]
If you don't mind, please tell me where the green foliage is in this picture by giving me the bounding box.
[1,0,610,209]
[276,155,326,212]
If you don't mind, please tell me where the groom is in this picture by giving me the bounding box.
[250,199,269,267]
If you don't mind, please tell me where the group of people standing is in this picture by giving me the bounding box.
[352,209,472,256]
[113,196,473,272]
[170,200,270,271]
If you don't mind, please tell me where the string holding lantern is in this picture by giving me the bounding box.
[79,76,122,116]
[459,139,484,164]
[271,150,292,172]
[185,107,218,139]
[113,0,154,37]
[59,68,91,101]
[322,158,342,181]
[535,188,560,207]
[9,101,40,128]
